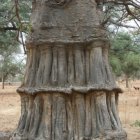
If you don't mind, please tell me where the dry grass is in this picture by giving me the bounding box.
[0,83,140,139]
[119,80,140,124]
[0,86,20,132]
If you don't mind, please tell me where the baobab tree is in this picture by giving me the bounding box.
[10,0,140,140]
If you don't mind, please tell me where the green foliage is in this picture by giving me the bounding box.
[0,31,24,83]
[131,120,140,127]
[110,55,122,77]
[110,32,140,79]
[0,0,12,28]
[0,56,25,83]
[0,0,31,33]
[0,31,20,56]
[0,58,20,79]
[0,0,31,83]
[111,33,133,57]
[123,53,140,77]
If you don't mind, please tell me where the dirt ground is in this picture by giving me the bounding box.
[0,81,140,140]
[0,86,20,132]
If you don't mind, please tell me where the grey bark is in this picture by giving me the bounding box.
[11,0,126,139]
[11,92,126,140]
[0,132,11,140]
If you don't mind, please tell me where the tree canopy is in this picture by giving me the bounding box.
[0,0,31,53]
[0,0,29,86]
[110,32,140,87]
[101,0,140,27]
[0,30,25,88]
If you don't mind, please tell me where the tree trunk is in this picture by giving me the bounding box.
[125,76,129,88]
[2,75,4,89]
[11,92,126,140]
[11,0,126,139]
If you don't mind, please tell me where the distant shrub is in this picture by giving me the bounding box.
[131,120,140,127]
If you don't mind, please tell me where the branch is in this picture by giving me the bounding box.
[14,0,26,54]
[104,0,140,21]
[0,27,18,31]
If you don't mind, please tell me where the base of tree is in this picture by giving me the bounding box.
[10,92,126,140]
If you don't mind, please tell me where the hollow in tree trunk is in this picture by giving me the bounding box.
[11,0,126,139]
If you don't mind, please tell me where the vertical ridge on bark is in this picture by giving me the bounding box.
[58,46,67,86]
[43,47,53,86]
[51,47,58,86]
[85,94,92,138]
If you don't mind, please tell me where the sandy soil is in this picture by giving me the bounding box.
[0,83,140,139]
[124,124,140,140]
[0,86,20,132]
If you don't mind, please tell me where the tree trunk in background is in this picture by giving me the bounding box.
[125,76,129,88]
[2,75,4,89]
[11,0,126,139]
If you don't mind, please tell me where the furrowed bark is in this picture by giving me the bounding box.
[11,92,126,140]
[11,0,126,139]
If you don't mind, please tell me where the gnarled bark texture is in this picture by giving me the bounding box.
[11,92,126,140]
[11,0,126,139]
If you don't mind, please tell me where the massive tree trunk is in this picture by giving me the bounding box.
[11,0,126,139]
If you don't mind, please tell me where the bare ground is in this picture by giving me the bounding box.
[0,83,140,140]
[0,86,20,132]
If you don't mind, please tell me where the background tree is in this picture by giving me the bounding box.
[0,0,30,88]
[102,0,140,29]
[0,0,31,53]
[0,59,23,89]
[110,32,140,87]
[0,31,25,88]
